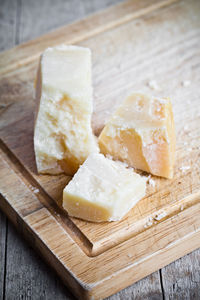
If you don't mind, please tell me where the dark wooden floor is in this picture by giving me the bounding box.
[0,0,200,299]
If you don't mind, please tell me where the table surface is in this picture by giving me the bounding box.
[0,0,200,299]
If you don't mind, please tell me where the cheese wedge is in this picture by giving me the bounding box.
[99,93,175,179]
[34,45,99,175]
[63,153,146,222]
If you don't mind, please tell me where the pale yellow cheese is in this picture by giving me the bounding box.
[63,153,146,222]
[99,93,176,179]
[34,45,99,175]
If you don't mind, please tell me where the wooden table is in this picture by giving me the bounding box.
[0,0,200,299]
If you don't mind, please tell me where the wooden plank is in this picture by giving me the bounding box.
[4,221,75,300]
[108,272,163,299]
[0,0,17,51]
[0,210,7,300]
[0,0,17,298]
[161,248,200,300]
[19,0,123,43]
[0,0,179,76]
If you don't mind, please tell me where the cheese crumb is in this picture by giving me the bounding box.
[154,211,167,221]
[182,80,191,87]
[148,80,162,91]
[148,178,156,187]
[179,165,190,172]
[145,217,153,227]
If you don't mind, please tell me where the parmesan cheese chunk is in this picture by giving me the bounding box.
[63,153,146,222]
[99,93,175,179]
[34,45,99,175]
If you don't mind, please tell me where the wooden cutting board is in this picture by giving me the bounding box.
[0,0,200,299]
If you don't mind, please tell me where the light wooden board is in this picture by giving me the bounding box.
[0,0,200,299]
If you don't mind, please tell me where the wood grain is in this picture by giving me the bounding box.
[0,0,178,76]
[19,0,123,44]
[0,1,16,299]
[107,272,163,300]
[0,0,17,51]
[4,221,75,300]
[161,248,200,300]
[0,0,200,299]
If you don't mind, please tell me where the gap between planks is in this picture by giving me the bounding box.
[159,269,166,300]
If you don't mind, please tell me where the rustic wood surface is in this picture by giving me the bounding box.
[0,0,200,299]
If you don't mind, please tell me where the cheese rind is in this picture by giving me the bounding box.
[34,45,99,175]
[63,153,146,222]
[99,93,176,179]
